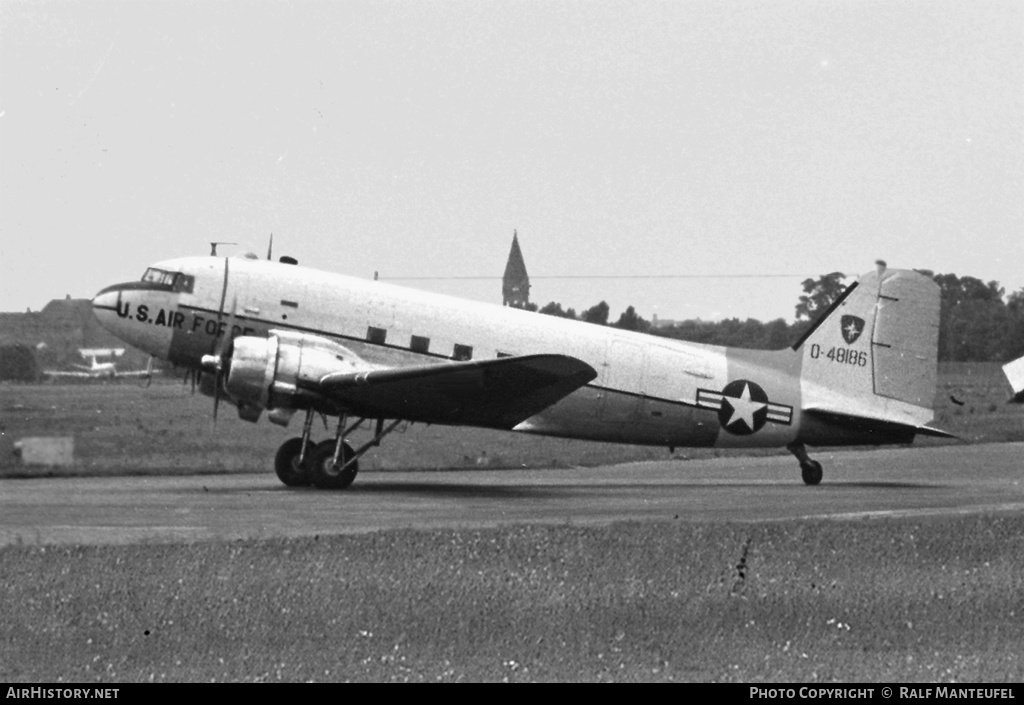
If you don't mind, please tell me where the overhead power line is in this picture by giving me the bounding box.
[377,273,824,281]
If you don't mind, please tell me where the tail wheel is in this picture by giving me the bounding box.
[308,440,359,489]
[801,460,823,486]
[274,437,313,487]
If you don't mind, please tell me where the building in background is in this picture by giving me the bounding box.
[502,231,531,309]
[0,296,147,378]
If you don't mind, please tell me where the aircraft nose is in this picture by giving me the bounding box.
[92,287,123,321]
[90,282,176,360]
[92,288,119,310]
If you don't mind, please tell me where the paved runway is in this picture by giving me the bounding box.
[2,443,1022,546]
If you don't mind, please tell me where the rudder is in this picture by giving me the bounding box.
[871,269,940,408]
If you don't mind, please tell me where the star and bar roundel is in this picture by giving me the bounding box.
[696,380,794,435]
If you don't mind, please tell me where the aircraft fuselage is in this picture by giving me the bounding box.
[93,256,810,449]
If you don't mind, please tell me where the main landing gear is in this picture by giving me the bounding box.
[787,442,823,486]
[273,409,404,489]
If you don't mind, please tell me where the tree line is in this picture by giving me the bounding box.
[520,271,1024,362]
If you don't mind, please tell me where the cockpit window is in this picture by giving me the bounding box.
[141,268,193,293]
[142,268,176,286]
[172,274,194,293]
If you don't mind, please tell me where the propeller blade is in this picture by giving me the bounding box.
[213,381,222,423]
[209,296,238,427]
[225,297,238,353]
[213,296,238,360]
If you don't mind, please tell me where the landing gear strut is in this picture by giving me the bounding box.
[788,442,823,486]
[308,440,357,489]
[309,413,359,489]
[274,437,313,486]
[273,408,318,486]
[274,411,405,490]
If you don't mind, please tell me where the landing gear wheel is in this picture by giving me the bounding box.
[801,460,823,486]
[308,440,359,489]
[274,437,313,487]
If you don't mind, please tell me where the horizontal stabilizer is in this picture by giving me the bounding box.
[804,407,956,443]
[318,354,597,429]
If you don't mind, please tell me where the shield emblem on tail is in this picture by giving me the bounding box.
[841,315,865,345]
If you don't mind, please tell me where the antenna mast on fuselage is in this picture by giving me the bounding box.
[209,242,238,256]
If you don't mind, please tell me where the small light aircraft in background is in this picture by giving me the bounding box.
[44,347,153,380]
[92,254,953,488]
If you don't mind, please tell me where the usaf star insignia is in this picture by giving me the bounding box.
[697,379,793,435]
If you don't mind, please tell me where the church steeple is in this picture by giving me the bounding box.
[502,230,531,308]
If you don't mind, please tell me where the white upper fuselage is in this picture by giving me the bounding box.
[92,255,805,448]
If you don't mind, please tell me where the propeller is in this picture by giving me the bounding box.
[143,355,154,388]
[200,296,238,424]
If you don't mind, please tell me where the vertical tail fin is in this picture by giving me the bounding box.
[797,265,942,430]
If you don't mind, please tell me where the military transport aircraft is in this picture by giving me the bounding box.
[91,255,952,489]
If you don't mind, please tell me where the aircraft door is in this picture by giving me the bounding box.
[600,339,646,423]
[645,344,711,407]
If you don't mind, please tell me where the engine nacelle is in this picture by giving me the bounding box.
[225,331,367,411]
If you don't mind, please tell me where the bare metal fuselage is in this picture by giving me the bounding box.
[94,256,813,449]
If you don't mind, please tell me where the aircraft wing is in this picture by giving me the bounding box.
[43,370,97,378]
[79,348,125,358]
[317,354,597,429]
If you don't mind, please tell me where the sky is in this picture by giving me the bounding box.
[1,0,1021,323]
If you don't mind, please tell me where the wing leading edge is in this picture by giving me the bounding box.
[317,354,598,429]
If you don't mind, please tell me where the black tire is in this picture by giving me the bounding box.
[801,460,823,486]
[274,437,313,487]
[308,440,358,489]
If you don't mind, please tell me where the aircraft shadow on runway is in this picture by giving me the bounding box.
[250,478,950,498]
[834,481,949,489]
[321,481,573,500]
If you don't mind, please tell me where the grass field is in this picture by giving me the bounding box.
[2,362,1020,477]
[2,515,1023,682]
[1,362,1022,682]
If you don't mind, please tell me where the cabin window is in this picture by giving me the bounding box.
[410,335,430,353]
[367,326,387,345]
[453,344,473,361]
